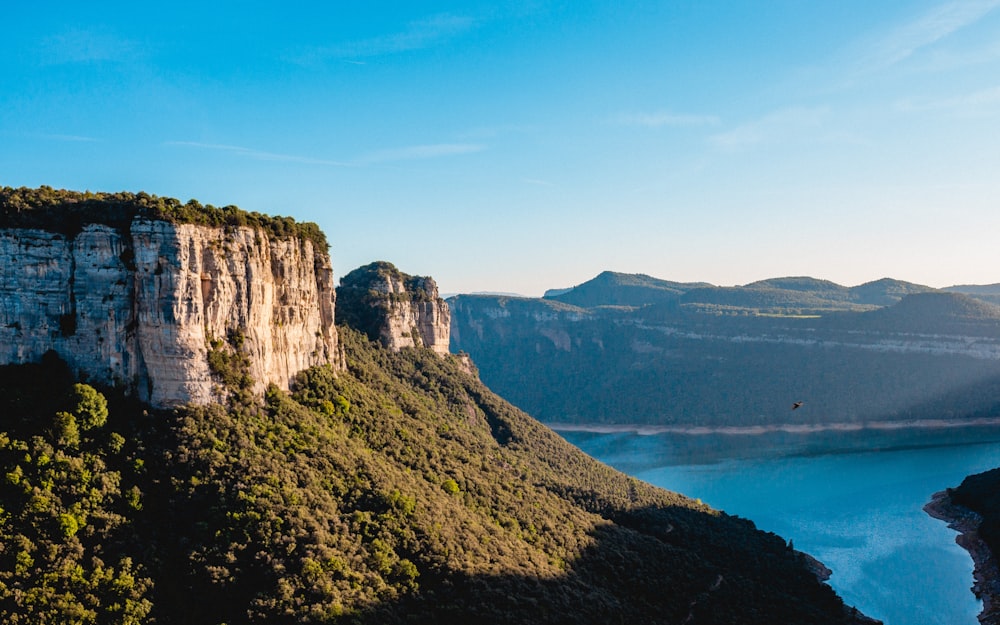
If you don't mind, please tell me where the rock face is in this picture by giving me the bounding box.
[376,275,451,355]
[0,220,339,407]
[336,261,450,355]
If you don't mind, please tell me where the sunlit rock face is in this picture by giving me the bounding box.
[336,261,451,356]
[0,220,340,407]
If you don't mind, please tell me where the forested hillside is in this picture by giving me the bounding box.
[450,275,1000,427]
[945,284,1000,306]
[0,328,869,624]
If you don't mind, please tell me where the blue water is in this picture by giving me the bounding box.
[558,426,1000,625]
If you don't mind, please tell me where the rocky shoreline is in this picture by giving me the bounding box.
[925,490,1000,625]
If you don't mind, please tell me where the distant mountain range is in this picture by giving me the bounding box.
[544,272,712,308]
[545,272,953,312]
[450,272,1000,427]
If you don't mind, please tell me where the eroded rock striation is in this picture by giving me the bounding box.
[336,261,450,355]
[0,219,339,407]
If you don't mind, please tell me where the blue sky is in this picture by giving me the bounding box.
[3,1,1000,295]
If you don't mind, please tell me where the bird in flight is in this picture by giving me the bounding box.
[792,401,803,410]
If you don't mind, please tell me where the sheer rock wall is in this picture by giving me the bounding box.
[0,220,340,407]
[336,261,451,356]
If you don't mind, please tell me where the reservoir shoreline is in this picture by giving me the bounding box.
[560,423,1000,624]
[547,417,1000,436]
[925,490,1000,625]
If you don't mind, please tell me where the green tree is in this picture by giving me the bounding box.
[52,411,80,448]
[71,383,108,431]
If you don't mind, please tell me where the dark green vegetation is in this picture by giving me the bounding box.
[543,272,936,314]
[0,186,327,249]
[450,272,1000,426]
[0,332,862,623]
[949,468,1000,568]
[944,283,1000,306]
[0,355,152,624]
[544,271,712,309]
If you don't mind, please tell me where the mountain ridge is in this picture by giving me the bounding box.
[544,271,711,309]
[539,270,994,312]
[449,271,1000,427]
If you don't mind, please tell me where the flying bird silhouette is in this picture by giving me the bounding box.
[792,401,803,410]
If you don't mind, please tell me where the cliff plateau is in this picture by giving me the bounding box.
[0,218,339,407]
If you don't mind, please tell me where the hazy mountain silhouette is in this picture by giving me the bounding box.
[849,278,937,306]
[943,283,1000,306]
[544,271,710,308]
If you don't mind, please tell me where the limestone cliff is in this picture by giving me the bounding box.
[0,218,339,407]
[336,261,450,355]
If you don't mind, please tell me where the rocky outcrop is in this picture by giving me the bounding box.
[0,220,339,407]
[336,261,450,355]
[925,489,1000,625]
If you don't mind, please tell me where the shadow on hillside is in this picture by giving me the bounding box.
[0,352,76,434]
[0,354,871,625]
[891,372,1000,423]
[339,505,856,625]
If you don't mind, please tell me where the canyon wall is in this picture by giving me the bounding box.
[448,288,1000,426]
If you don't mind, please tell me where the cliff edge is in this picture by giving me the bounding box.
[0,187,340,407]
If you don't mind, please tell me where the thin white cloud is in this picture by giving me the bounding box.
[292,13,476,63]
[709,107,832,151]
[168,140,484,166]
[911,35,1000,72]
[165,141,352,167]
[896,84,1000,113]
[38,133,100,143]
[614,111,721,128]
[866,0,1000,70]
[357,143,486,164]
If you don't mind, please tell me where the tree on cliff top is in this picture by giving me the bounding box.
[0,185,327,250]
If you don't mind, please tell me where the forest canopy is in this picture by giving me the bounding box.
[0,186,327,249]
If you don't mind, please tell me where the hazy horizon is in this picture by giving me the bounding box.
[4,1,1000,296]
[449,271,1000,300]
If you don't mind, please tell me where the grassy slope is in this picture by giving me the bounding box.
[0,330,856,624]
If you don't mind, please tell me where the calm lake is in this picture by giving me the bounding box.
[557,425,1000,625]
